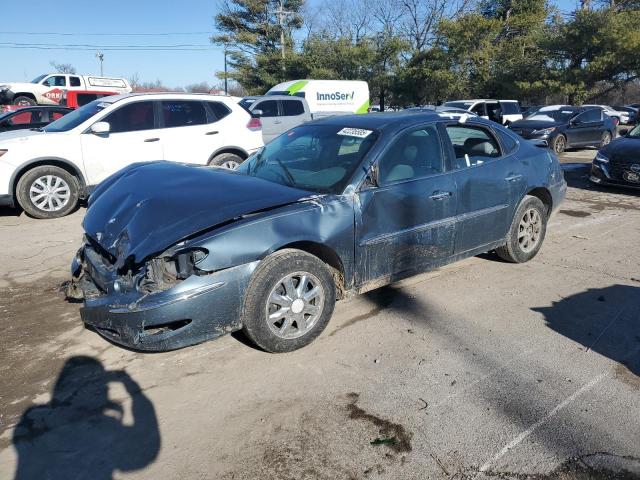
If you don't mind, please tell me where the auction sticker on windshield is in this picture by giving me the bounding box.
[337,127,373,138]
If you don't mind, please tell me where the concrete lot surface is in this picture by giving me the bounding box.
[0,149,639,479]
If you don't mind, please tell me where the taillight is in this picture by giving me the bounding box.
[247,117,262,130]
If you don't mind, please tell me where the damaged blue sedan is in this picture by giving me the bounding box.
[69,112,566,352]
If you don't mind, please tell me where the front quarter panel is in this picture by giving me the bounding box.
[188,195,356,288]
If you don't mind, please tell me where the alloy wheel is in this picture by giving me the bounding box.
[265,271,325,339]
[29,175,71,212]
[221,160,240,169]
[518,208,542,253]
[554,136,565,153]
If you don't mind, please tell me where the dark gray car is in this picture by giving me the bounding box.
[69,112,567,353]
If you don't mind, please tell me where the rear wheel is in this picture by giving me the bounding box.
[496,195,547,263]
[551,134,566,154]
[242,249,336,353]
[12,95,36,106]
[209,152,243,169]
[16,165,79,219]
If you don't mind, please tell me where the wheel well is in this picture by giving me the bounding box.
[209,148,248,163]
[12,160,85,198]
[527,187,552,215]
[278,241,346,299]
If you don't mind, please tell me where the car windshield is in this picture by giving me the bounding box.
[526,108,577,122]
[43,99,109,132]
[443,101,473,109]
[236,124,378,194]
[31,74,47,84]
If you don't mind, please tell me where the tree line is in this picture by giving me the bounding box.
[213,0,640,107]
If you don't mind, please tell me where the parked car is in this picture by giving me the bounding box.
[405,105,479,118]
[507,105,616,154]
[67,112,566,352]
[628,103,640,109]
[583,104,630,125]
[0,93,263,218]
[240,95,312,143]
[0,106,72,132]
[521,105,543,118]
[442,99,523,125]
[613,106,638,125]
[0,74,131,106]
[590,123,640,189]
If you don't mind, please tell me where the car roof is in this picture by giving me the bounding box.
[445,99,518,103]
[242,95,298,101]
[102,92,240,105]
[312,111,478,129]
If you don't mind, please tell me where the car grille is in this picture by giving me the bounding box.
[608,159,640,181]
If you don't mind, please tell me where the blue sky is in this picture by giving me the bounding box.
[1,0,581,89]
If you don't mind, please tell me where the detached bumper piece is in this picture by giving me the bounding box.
[72,245,258,351]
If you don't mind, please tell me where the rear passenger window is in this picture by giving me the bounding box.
[69,76,81,87]
[495,129,518,154]
[161,101,207,128]
[255,100,278,117]
[378,125,444,185]
[51,110,68,121]
[579,109,601,123]
[500,102,520,115]
[282,100,305,116]
[206,102,231,122]
[104,101,155,133]
[445,125,501,169]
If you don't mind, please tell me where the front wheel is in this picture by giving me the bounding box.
[12,96,36,106]
[209,152,243,169]
[551,134,566,154]
[600,131,612,148]
[242,249,336,353]
[496,195,548,263]
[16,165,79,219]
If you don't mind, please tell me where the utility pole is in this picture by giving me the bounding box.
[275,0,293,75]
[95,52,104,76]
[223,46,228,95]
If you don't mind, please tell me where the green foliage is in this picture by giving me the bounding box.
[213,0,640,104]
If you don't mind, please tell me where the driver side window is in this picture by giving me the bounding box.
[42,76,67,87]
[377,125,444,186]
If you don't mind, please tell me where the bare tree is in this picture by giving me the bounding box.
[49,61,76,74]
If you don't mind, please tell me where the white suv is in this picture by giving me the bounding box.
[0,93,263,218]
[442,99,523,125]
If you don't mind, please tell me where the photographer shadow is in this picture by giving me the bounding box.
[12,356,160,480]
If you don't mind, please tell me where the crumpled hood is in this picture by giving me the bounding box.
[83,161,313,264]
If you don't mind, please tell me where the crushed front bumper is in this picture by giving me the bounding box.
[71,246,258,351]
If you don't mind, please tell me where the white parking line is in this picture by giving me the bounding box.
[479,371,608,472]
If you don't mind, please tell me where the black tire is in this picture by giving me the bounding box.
[600,131,612,148]
[242,249,336,353]
[496,195,548,263]
[209,152,244,169]
[12,95,36,106]
[551,134,566,154]
[16,165,80,219]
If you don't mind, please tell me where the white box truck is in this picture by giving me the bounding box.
[266,79,370,116]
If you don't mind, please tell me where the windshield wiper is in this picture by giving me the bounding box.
[273,156,295,186]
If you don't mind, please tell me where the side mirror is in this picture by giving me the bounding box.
[90,121,110,135]
[363,164,379,189]
[619,128,629,137]
[251,109,264,118]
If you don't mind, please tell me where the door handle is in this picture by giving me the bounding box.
[505,174,523,182]
[429,191,452,201]
[144,137,160,142]
[205,131,219,135]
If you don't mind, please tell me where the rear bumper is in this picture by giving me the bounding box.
[73,246,259,351]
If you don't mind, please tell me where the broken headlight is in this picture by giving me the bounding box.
[138,248,209,294]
